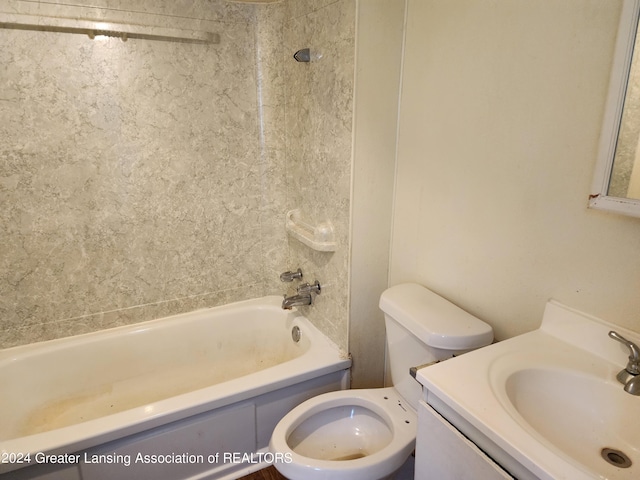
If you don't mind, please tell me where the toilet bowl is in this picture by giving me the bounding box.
[269,283,493,480]
[270,387,415,480]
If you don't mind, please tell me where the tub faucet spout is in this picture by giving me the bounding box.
[282,293,312,310]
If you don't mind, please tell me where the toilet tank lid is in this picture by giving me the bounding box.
[379,283,493,350]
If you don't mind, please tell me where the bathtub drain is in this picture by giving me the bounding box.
[291,326,301,343]
[601,448,632,468]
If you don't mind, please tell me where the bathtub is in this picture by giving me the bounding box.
[0,296,351,480]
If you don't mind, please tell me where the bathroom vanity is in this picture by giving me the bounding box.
[415,400,512,479]
[415,300,640,480]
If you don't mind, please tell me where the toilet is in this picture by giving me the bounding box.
[269,282,493,480]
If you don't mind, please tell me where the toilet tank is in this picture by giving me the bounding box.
[379,283,493,410]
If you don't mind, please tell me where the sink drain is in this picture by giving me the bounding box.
[601,448,632,468]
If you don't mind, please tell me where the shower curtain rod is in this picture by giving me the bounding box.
[0,13,220,44]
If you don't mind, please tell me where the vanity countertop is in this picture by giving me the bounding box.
[417,300,640,480]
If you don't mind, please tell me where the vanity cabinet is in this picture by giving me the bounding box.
[416,400,513,480]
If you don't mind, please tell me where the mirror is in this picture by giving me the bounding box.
[590,0,640,217]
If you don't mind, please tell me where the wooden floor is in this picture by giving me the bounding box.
[236,466,287,480]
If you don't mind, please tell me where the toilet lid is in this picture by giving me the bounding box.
[379,283,493,350]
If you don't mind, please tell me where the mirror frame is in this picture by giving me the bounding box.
[590,0,640,218]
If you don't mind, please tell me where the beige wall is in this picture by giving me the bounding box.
[349,0,405,388]
[391,0,640,340]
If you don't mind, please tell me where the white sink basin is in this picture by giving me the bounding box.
[503,367,640,476]
[417,300,640,480]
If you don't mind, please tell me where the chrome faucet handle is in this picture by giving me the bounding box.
[609,331,640,375]
[297,280,321,295]
[623,375,640,396]
[280,268,303,282]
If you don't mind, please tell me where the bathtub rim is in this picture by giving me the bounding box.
[0,295,320,361]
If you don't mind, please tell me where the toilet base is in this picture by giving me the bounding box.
[270,387,416,480]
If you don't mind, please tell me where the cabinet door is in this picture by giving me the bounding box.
[416,401,513,480]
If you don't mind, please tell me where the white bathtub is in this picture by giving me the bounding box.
[0,296,351,480]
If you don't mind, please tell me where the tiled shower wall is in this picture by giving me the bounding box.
[282,0,355,351]
[1,0,356,353]
[0,0,289,348]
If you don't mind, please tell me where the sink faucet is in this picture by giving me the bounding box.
[609,331,640,395]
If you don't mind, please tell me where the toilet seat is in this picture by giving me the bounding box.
[269,387,416,480]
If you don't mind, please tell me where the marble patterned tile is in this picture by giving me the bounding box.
[1,0,356,355]
[282,0,356,351]
[0,284,265,350]
[284,0,340,21]
[0,0,255,26]
[0,1,282,348]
